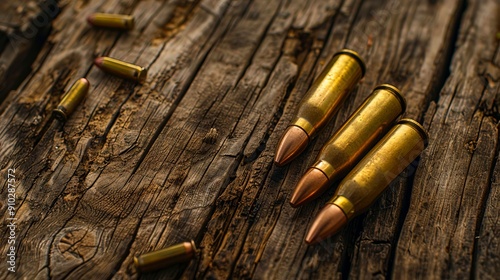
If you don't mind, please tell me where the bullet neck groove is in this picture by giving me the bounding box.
[291,120,313,138]
[313,161,335,181]
[374,84,406,113]
[330,195,355,219]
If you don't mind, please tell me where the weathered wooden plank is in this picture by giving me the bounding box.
[0,0,45,57]
[0,0,59,103]
[0,0,234,278]
[475,134,500,279]
[393,0,500,278]
[474,43,500,280]
[0,0,154,277]
[194,0,348,279]
[117,1,303,278]
[345,0,467,278]
[229,0,467,278]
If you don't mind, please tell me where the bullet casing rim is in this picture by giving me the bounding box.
[189,240,197,252]
[334,49,366,77]
[397,118,429,147]
[52,107,68,122]
[136,67,148,83]
[373,84,407,113]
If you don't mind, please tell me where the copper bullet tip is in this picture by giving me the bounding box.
[94,57,104,67]
[274,126,309,166]
[290,168,330,208]
[79,77,90,85]
[305,203,347,245]
[86,15,94,24]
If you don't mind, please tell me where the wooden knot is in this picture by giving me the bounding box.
[56,228,98,262]
[203,128,218,144]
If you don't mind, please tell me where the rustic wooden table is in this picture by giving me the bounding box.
[0,0,498,279]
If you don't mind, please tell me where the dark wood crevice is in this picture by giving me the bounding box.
[0,0,60,104]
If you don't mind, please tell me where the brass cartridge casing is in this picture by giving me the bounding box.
[52,78,90,122]
[94,56,147,82]
[275,49,365,166]
[305,119,428,244]
[332,119,428,217]
[134,240,196,272]
[292,49,365,137]
[290,84,406,207]
[87,13,134,30]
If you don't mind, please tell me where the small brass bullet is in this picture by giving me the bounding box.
[134,240,197,272]
[275,49,365,166]
[87,13,134,30]
[52,78,90,122]
[305,119,428,244]
[94,56,147,82]
[290,84,406,207]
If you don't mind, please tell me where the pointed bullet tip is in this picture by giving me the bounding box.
[305,204,347,244]
[304,237,315,245]
[273,158,284,166]
[274,126,309,166]
[94,57,104,67]
[304,228,320,245]
[86,15,94,24]
[290,168,330,207]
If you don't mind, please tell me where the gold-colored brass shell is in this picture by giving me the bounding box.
[96,57,147,82]
[313,84,406,181]
[291,49,365,138]
[52,78,89,122]
[330,119,428,218]
[134,240,196,272]
[88,13,134,30]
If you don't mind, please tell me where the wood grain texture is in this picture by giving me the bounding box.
[394,0,500,279]
[0,0,58,102]
[0,0,498,279]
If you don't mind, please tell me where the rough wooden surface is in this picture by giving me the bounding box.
[0,0,58,103]
[0,0,498,279]
[394,0,500,279]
